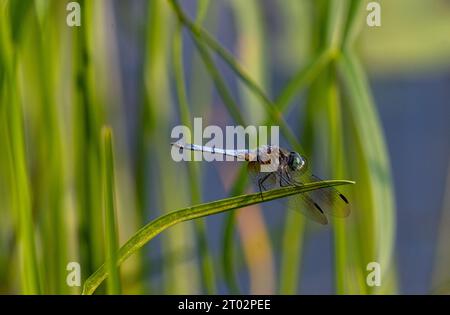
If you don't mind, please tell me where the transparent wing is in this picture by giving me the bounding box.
[285,193,329,225]
[287,168,351,218]
[247,161,329,225]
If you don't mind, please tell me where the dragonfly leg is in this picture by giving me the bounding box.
[285,171,293,183]
[258,173,272,201]
[279,170,292,187]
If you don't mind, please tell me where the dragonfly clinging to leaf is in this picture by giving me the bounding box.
[172,142,350,225]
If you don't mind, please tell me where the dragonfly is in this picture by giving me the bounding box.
[172,142,350,225]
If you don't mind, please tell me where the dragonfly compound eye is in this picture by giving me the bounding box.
[289,152,304,171]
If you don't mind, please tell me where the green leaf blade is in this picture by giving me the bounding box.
[101,127,122,295]
[82,179,354,295]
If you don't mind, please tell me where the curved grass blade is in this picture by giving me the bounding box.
[82,180,354,294]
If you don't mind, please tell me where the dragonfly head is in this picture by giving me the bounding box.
[288,152,306,171]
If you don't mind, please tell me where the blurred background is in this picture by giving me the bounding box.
[0,0,449,295]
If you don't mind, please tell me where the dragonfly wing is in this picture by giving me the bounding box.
[247,162,328,224]
[289,169,351,218]
[285,194,329,225]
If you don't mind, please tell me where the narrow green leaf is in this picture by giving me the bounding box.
[324,0,348,51]
[101,127,121,294]
[222,166,248,294]
[83,180,355,294]
[172,22,216,294]
[274,50,332,112]
[339,51,397,293]
[195,0,210,25]
[323,66,351,294]
[72,0,105,285]
[278,207,305,294]
[342,0,364,49]
[4,64,41,294]
[190,35,246,126]
[231,0,268,124]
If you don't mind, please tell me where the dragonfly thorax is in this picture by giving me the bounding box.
[288,152,306,171]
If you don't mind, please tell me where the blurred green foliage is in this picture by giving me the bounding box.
[0,0,449,295]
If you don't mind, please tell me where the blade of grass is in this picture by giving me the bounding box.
[324,0,348,51]
[279,70,323,294]
[231,0,276,294]
[145,0,200,294]
[279,0,348,294]
[342,0,364,49]
[222,166,248,294]
[231,0,268,124]
[278,203,305,294]
[322,0,354,294]
[20,3,68,293]
[190,36,246,126]
[339,51,397,293]
[82,180,354,294]
[4,62,41,294]
[73,0,105,285]
[1,1,41,294]
[133,0,165,292]
[188,0,216,115]
[323,65,361,294]
[101,127,121,294]
[195,0,210,24]
[274,49,332,112]
[172,21,216,294]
